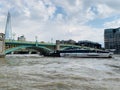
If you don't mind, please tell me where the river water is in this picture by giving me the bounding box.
[0,55,120,90]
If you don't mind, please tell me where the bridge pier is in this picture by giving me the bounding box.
[29,51,32,54]
[0,33,5,58]
[11,51,14,54]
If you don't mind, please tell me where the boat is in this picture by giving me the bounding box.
[48,48,113,58]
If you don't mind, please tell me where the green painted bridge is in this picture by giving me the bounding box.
[5,40,82,55]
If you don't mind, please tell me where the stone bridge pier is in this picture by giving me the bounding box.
[0,33,5,58]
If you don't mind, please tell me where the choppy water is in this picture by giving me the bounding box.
[0,55,120,90]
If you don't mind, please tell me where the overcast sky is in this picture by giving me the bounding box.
[0,0,120,45]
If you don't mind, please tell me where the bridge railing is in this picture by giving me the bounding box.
[5,40,56,45]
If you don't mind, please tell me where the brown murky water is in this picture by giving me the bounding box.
[0,55,120,90]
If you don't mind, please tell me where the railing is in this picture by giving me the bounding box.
[5,40,56,45]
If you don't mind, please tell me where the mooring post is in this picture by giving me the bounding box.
[0,33,5,58]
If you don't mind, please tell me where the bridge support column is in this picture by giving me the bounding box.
[29,51,31,54]
[11,52,14,54]
[56,40,60,50]
[0,33,5,58]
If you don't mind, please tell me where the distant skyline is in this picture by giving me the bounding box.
[0,0,120,46]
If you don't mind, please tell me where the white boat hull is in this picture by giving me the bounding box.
[60,53,112,58]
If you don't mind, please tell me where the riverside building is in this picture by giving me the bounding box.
[77,40,101,49]
[58,39,76,45]
[17,35,26,41]
[104,27,120,54]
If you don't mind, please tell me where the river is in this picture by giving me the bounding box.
[0,55,120,90]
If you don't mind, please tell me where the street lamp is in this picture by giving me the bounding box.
[35,36,38,46]
[51,38,53,43]
[12,33,16,41]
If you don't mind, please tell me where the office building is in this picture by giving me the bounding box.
[104,27,120,54]
[5,12,12,40]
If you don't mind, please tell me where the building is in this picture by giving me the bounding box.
[77,40,102,49]
[104,27,120,54]
[5,12,12,40]
[17,35,26,41]
[59,39,76,45]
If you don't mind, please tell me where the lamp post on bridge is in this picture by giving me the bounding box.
[35,36,38,46]
[12,33,16,41]
[51,38,53,44]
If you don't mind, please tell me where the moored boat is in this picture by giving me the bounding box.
[49,48,113,58]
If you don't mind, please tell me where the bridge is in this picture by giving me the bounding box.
[5,40,82,56]
[0,12,94,57]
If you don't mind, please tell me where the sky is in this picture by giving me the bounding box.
[0,0,120,46]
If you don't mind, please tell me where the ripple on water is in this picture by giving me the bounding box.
[0,55,120,90]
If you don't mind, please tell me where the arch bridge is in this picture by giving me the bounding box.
[5,40,82,56]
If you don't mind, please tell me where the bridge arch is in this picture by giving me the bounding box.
[5,45,53,55]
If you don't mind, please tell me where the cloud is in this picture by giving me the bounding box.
[104,19,120,28]
[0,0,120,46]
